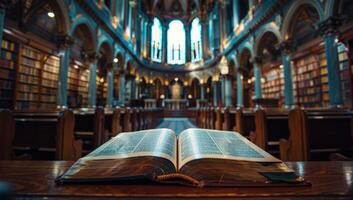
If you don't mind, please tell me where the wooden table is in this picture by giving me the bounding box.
[0,161,352,199]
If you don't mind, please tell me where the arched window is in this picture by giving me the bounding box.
[168,20,186,64]
[151,17,162,62]
[191,17,202,62]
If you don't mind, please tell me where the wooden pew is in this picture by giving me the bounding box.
[215,107,223,130]
[138,108,146,130]
[204,107,212,129]
[0,110,15,160]
[196,108,202,127]
[222,107,236,131]
[208,107,216,130]
[122,107,132,132]
[252,108,290,156]
[234,108,256,137]
[74,107,106,153]
[280,108,353,161]
[104,108,123,137]
[12,109,82,160]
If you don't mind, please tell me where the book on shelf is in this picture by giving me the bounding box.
[57,128,308,187]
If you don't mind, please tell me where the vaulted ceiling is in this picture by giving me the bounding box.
[141,0,214,20]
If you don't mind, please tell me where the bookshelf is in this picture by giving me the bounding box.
[262,65,284,101]
[0,39,18,109]
[294,54,323,107]
[67,63,89,108]
[337,43,352,108]
[319,51,329,107]
[15,45,60,110]
[79,68,89,106]
[96,72,107,106]
[67,64,79,107]
[16,45,42,109]
[40,55,60,109]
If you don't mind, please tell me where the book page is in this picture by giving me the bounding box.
[178,128,280,169]
[83,128,177,167]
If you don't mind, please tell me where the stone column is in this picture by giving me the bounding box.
[135,80,140,99]
[233,0,240,27]
[162,22,168,64]
[200,83,205,100]
[56,35,73,108]
[253,57,262,99]
[200,14,210,60]
[224,75,233,107]
[130,75,136,100]
[185,24,191,62]
[213,81,219,107]
[279,41,295,107]
[118,70,126,106]
[221,76,225,106]
[106,63,114,108]
[87,53,98,107]
[236,71,243,107]
[319,17,343,107]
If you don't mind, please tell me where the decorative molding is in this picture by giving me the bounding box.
[278,40,293,54]
[57,35,74,49]
[319,16,342,37]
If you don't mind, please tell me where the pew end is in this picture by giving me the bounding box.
[279,138,290,161]
[0,110,15,160]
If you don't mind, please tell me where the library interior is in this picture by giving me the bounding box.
[0,0,353,199]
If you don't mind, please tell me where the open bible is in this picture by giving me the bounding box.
[57,128,307,187]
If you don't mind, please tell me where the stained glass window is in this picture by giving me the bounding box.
[167,20,185,64]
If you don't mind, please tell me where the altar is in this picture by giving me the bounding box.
[163,99,188,110]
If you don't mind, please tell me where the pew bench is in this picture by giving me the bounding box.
[280,108,353,161]
[11,110,82,160]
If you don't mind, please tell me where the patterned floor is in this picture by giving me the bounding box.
[156,118,197,136]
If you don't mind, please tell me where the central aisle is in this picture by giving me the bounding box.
[156,118,197,136]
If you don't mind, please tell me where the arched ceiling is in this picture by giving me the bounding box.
[141,0,213,20]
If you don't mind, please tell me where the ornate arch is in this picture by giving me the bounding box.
[281,0,324,39]
[254,22,283,57]
[70,17,97,52]
[97,36,114,62]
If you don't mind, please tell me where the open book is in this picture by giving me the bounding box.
[57,128,307,187]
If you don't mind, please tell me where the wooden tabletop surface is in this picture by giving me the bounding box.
[0,161,352,199]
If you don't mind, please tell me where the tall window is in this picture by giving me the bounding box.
[168,20,186,64]
[191,17,202,62]
[151,17,162,62]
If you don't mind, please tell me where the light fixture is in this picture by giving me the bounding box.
[279,65,284,69]
[47,12,55,18]
[113,58,119,63]
[100,77,105,83]
[160,94,165,99]
[74,65,79,69]
[174,77,179,82]
[188,94,193,99]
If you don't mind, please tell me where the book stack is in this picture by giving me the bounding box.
[0,39,17,109]
[294,55,323,107]
[262,66,284,100]
[16,46,42,109]
[78,69,89,106]
[319,52,329,107]
[40,55,59,109]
